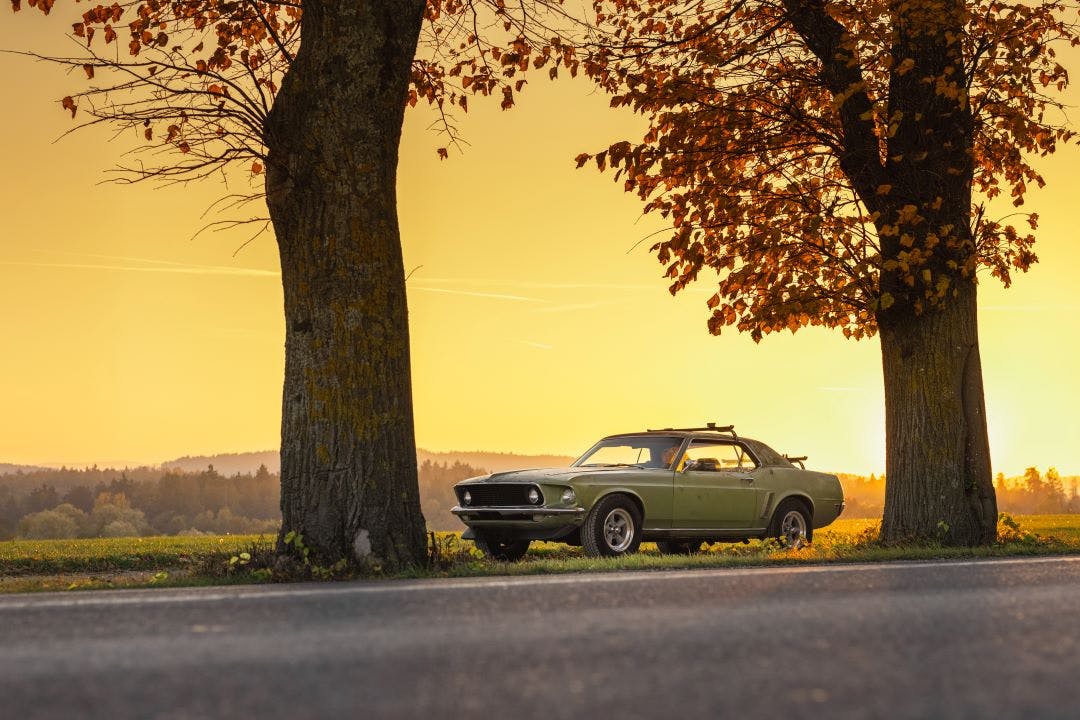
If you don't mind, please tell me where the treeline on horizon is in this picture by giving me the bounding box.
[2,462,1077,541]
[840,467,1080,518]
[0,464,281,541]
[0,459,486,540]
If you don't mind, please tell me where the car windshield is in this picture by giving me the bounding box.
[573,436,683,469]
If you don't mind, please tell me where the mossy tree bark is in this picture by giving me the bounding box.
[878,282,997,545]
[264,0,428,569]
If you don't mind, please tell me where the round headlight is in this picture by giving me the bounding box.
[527,487,541,504]
[561,488,576,504]
[463,490,472,506]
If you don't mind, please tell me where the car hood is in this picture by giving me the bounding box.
[457,467,630,485]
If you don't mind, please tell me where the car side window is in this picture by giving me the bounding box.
[680,441,756,471]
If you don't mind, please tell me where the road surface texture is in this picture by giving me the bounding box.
[2,556,1079,719]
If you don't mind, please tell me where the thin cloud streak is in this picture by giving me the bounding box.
[35,249,209,268]
[1,260,279,278]
[981,304,1080,312]
[410,286,550,303]
[411,276,658,291]
[530,300,618,314]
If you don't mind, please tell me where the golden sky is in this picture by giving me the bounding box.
[0,12,1077,475]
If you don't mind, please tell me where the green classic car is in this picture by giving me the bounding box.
[452,424,845,560]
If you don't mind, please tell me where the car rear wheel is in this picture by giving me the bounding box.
[582,495,643,557]
[655,540,703,555]
[768,499,813,547]
[474,534,531,562]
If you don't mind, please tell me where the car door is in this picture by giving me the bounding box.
[673,440,759,529]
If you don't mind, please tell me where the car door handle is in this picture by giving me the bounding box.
[738,476,754,484]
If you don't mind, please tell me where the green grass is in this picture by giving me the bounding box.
[1003,515,1080,542]
[817,515,1080,544]
[3,515,1080,593]
[0,534,273,576]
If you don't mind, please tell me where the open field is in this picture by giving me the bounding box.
[2,515,1079,592]
[0,534,276,593]
[0,534,274,576]
[1000,514,1080,541]
[823,514,1080,542]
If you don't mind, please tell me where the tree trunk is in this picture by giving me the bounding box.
[263,0,428,569]
[871,0,996,546]
[879,280,997,545]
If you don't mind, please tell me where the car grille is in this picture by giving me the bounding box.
[457,483,542,507]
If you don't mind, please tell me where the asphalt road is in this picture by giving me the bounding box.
[2,557,1080,720]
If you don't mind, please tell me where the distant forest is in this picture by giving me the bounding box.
[839,468,1080,518]
[1,457,1077,540]
[0,458,489,540]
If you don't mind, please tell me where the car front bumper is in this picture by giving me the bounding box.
[451,505,586,541]
[451,506,586,520]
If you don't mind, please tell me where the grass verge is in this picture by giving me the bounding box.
[2,515,1079,593]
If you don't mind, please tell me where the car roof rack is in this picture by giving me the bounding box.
[784,454,808,469]
[647,422,738,440]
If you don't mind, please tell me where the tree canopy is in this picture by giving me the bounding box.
[11,0,578,188]
[574,0,1077,340]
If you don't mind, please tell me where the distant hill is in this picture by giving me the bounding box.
[1,449,575,479]
[159,449,575,476]
[161,451,280,476]
[0,463,45,476]
[417,449,574,473]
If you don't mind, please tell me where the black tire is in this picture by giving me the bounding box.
[767,498,813,547]
[655,540,703,555]
[474,534,531,561]
[582,494,643,557]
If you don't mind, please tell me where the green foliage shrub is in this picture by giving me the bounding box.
[17,508,79,539]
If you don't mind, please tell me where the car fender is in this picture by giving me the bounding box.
[768,490,815,522]
[590,486,647,520]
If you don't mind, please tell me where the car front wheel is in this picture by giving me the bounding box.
[474,534,531,561]
[768,499,813,547]
[582,495,643,557]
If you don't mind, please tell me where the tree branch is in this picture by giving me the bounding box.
[781,0,885,205]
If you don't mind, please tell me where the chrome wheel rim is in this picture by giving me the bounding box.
[781,510,807,548]
[603,508,634,552]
